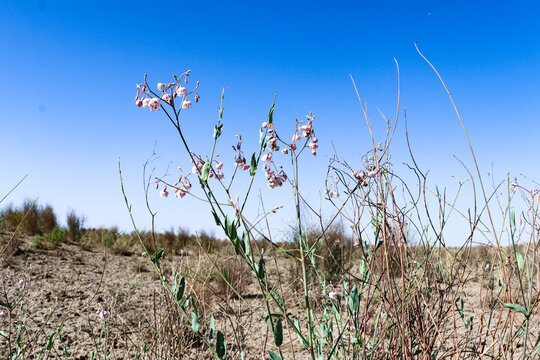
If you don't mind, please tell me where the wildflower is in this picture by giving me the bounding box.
[175,189,186,198]
[18,279,25,286]
[175,86,188,97]
[307,141,318,155]
[161,93,172,104]
[148,98,161,111]
[142,98,150,107]
[160,187,169,197]
[96,310,108,319]
[292,132,301,142]
[367,170,377,178]
[192,165,201,174]
[262,122,268,128]
[215,162,223,170]
[136,99,143,107]
[329,191,338,198]
[182,179,192,190]
[157,83,165,92]
[182,99,192,109]
[215,171,224,180]
[262,152,272,163]
[242,163,250,171]
[0,311,5,317]
[281,148,288,155]
[329,291,338,299]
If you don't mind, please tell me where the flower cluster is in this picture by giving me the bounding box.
[158,167,193,199]
[233,136,251,171]
[352,166,377,187]
[262,152,288,189]
[135,71,199,112]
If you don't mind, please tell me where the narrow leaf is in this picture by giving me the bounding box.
[504,303,529,317]
[249,153,257,176]
[209,314,215,340]
[216,330,226,359]
[267,350,282,360]
[515,250,524,272]
[176,277,185,302]
[191,312,199,333]
[274,318,283,347]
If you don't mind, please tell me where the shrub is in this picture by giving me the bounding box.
[39,205,57,234]
[22,200,40,235]
[66,209,85,242]
[45,227,66,247]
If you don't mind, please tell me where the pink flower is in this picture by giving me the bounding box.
[160,187,169,197]
[175,86,188,96]
[157,83,165,92]
[142,98,150,107]
[0,311,5,317]
[242,163,250,171]
[215,162,223,170]
[292,132,301,142]
[182,180,192,190]
[161,93,172,104]
[148,98,161,111]
[192,165,200,174]
[215,171,224,180]
[329,291,338,299]
[175,189,186,198]
[136,99,143,107]
[329,191,338,198]
[96,310,108,319]
[18,279,25,286]
[262,122,268,128]
[367,170,377,178]
[262,152,272,163]
[182,99,192,109]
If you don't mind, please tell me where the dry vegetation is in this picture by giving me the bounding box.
[2,60,540,360]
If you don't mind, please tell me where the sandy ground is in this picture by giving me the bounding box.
[2,232,539,359]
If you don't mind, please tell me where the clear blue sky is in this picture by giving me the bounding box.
[1,1,539,244]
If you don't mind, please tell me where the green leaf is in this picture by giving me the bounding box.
[249,153,257,176]
[151,249,165,269]
[209,314,215,340]
[510,209,516,234]
[212,210,221,226]
[242,231,251,254]
[216,330,226,359]
[274,318,283,347]
[515,250,524,272]
[504,303,529,317]
[257,258,265,279]
[191,312,199,333]
[46,333,55,350]
[213,124,223,139]
[348,285,359,313]
[176,277,185,302]
[267,350,282,360]
[268,96,276,124]
[201,160,210,182]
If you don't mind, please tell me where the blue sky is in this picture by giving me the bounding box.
[1,1,539,244]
